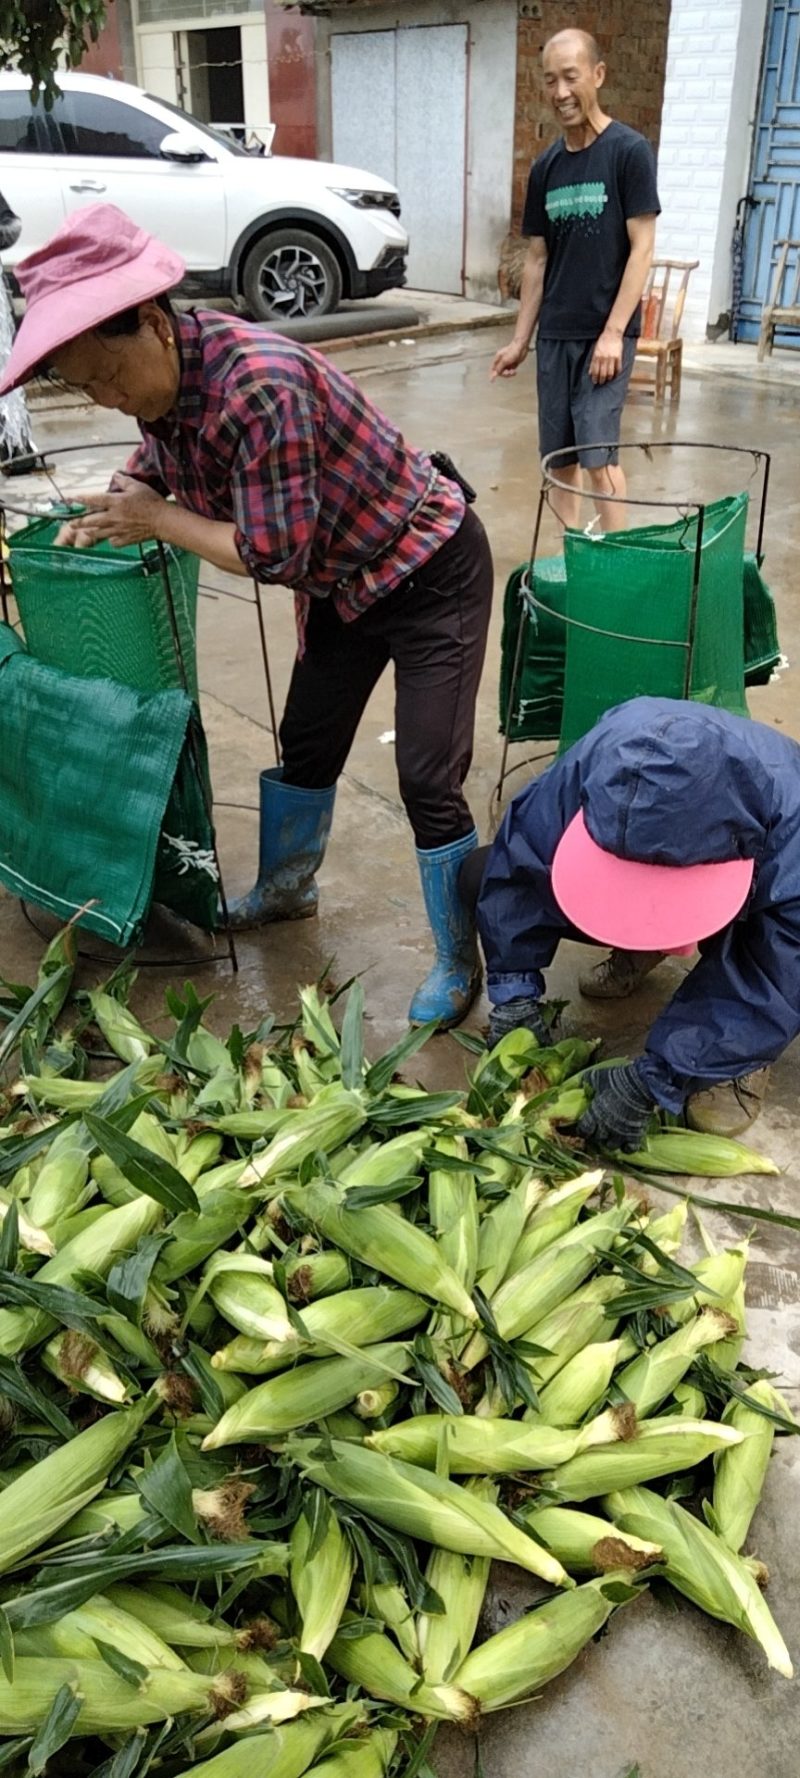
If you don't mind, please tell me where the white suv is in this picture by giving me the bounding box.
[0,72,408,322]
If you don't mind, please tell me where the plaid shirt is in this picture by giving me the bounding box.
[127,309,465,650]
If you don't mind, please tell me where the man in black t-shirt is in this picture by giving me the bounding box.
[491,29,660,530]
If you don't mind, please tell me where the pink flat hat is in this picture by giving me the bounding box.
[0,204,185,395]
[551,810,754,952]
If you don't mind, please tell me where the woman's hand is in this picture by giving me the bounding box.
[54,477,167,549]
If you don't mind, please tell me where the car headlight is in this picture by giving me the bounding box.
[328,187,402,218]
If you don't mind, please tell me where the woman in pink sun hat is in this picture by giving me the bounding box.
[460,695,800,1148]
[2,203,495,1031]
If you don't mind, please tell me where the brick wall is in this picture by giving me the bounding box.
[511,0,672,231]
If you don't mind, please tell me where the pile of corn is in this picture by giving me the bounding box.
[0,928,794,1777]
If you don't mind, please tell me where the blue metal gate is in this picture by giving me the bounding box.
[738,0,800,345]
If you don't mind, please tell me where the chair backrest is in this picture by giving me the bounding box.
[767,239,800,313]
[641,258,700,342]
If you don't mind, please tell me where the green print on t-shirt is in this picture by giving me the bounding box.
[545,181,608,222]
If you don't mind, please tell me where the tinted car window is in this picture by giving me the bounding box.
[47,92,169,158]
[0,92,52,152]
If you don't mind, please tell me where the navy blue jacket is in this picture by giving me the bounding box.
[478,697,800,1111]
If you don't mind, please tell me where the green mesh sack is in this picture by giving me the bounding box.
[743,553,782,687]
[9,516,200,699]
[498,555,566,742]
[558,494,749,751]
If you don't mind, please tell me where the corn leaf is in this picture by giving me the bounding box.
[0,970,70,1074]
[138,1435,199,1543]
[0,1608,12,1685]
[95,1639,149,1690]
[84,1114,199,1216]
[0,1357,74,1441]
[344,1176,423,1210]
[106,1234,172,1327]
[365,1024,439,1095]
[340,983,365,1090]
[27,1680,82,1776]
[368,1093,463,1129]
[0,1202,17,1275]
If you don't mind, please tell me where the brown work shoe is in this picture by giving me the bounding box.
[578,949,665,1000]
[686,1068,771,1137]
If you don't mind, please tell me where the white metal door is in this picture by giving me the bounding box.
[331,23,467,294]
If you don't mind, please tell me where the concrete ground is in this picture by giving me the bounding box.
[3,328,800,1776]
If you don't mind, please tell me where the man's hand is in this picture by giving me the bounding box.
[490,339,530,381]
[575,1062,656,1153]
[487,995,550,1049]
[55,476,167,550]
[589,326,624,385]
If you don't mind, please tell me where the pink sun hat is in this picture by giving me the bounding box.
[551,809,754,953]
[0,204,185,396]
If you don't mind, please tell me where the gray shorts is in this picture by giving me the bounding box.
[536,335,636,470]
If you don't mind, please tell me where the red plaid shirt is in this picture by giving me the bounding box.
[127,309,465,650]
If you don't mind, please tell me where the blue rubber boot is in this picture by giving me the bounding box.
[227,768,336,931]
[408,830,483,1028]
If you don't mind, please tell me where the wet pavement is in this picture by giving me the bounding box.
[3,331,800,1776]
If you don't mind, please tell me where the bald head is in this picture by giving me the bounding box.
[544,28,602,68]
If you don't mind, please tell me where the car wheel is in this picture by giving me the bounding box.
[242,229,343,322]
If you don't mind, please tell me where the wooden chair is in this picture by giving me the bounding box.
[633,258,699,402]
[757,238,800,361]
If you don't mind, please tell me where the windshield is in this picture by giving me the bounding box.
[145,92,250,157]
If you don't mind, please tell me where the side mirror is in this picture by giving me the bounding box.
[160,131,210,164]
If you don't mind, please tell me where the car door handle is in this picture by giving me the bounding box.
[69,180,107,193]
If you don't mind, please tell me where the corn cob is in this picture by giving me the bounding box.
[360,1581,418,1665]
[0,1193,163,1356]
[203,1343,414,1448]
[337,1131,428,1188]
[0,1189,55,1257]
[474,1170,545,1299]
[706,1280,746,1372]
[672,1382,707,1419]
[512,1172,603,1271]
[210,1109,295,1140]
[211,1286,426,1375]
[204,1254,295,1343]
[86,990,155,1063]
[670,1245,749,1326]
[452,1575,623,1710]
[637,1204,688,1268]
[417,1478,495,1683]
[27,1141,92,1230]
[307,1729,398,1778]
[106,1581,237,1648]
[615,1308,738,1418]
[42,1330,130,1403]
[289,1438,572,1588]
[0,1391,156,1572]
[522,1276,627,1391]
[0,1658,246,1734]
[237,1090,368,1190]
[199,1690,330,1737]
[604,1485,793,1677]
[712,1380,794,1553]
[427,1137,479,1291]
[355,1381,399,1419]
[368,1406,633,1475]
[325,1613,473,1720]
[462,1203,634,1369]
[173,1704,365,1778]
[285,1180,477,1322]
[290,1495,354,1659]
[18,1592,188,1670]
[536,1339,622,1425]
[178,1131,224,1184]
[285,1248,351,1303]
[538,1416,744,1501]
[621,1130,779,1177]
[517,1503,663,1575]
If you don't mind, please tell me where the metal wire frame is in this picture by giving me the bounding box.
[492,440,772,828]
[0,440,287,971]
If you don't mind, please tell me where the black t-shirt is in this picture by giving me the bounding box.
[522,120,661,340]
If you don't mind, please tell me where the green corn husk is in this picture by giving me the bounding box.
[615,1308,739,1418]
[523,1276,627,1391]
[462,1203,635,1369]
[605,1485,793,1677]
[0,1193,163,1357]
[0,1189,55,1257]
[0,1391,156,1572]
[211,1286,426,1375]
[474,1169,545,1300]
[637,1204,688,1269]
[307,1729,398,1778]
[706,1281,747,1372]
[18,1592,187,1670]
[712,1380,794,1553]
[58,1488,150,1542]
[106,1581,237,1649]
[237,1090,368,1190]
[360,1581,418,1665]
[368,1406,634,1476]
[155,1186,252,1285]
[20,1076,109,1111]
[672,1382,707,1419]
[173,1704,365,1778]
[428,1137,479,1290]
[451,1575,624,1710]
[178,1131,224,1185]
[670,1245,749,1326]
[42,1329,130,1404]
[27,1142,92,1230]
[417,1478,496,1683]
[285,1180,477,1323]
[355,1381,399,1419]
[512,1172,603,1272]
[211,1109,295,1140]
[325,1613,473,1720]
[537,1340,622,1426]
[85,991,155,1063]
[290,1494,354,1659]
[337,1131,428,1189]
[517,1503,664,1576]
[290,1438,572,1589]
[539,1416,744,1502]
[285,1248,351,1304]
[203,1344,414,1448]
[620,1129,779,1177]
[0,1658,247,1734]
[205,1254,294,1343]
